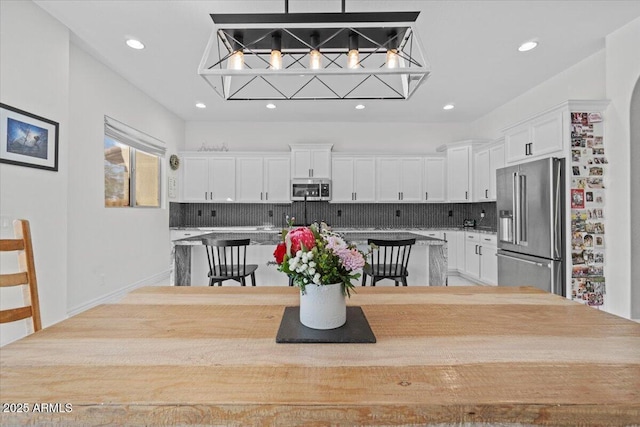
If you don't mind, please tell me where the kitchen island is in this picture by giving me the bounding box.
[2,286,638,426]
[173,230,447,287]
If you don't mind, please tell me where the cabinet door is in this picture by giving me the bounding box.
[464,238,480,279]
[376,158,401,201]
[210,157,236,202]
[530,111,563,157]
[447,146,471,202]
[311,149,331,178]
[292,150,312,178]
[424,157,445,202]
[353,158,376,202]
[455,231,466,272]
[399,158,423,202]
[474,150,490,201]
[264,157,290,202]
[182,157,209,202]
[480,244,498,285]
[488,143,505,200]
[505,124,530,163]
[236,157,264,202]
[331,158,355,202]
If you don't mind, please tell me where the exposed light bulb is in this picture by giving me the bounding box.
[228,51,244,70]
[309,49,322,70]
[347,49,359,69]
[270,50,282,70]
[386,49,398,69]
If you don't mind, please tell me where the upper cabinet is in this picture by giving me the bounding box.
[376,157,423,202]
[424,157,446,202]
[236,155,290,203]
[445,140,488,202]
[474,139,505,201]
[331,156,376,202]
[290,143,332,178]
[504,110,563,163]
[182,155,236,202]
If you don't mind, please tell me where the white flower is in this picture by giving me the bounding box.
[308,268,316,275]
[306,252,314,260]
[309,261,316,268]
[296,250,303,258]
[313,273,321,284]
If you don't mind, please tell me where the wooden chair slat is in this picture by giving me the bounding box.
[0,272,29,287]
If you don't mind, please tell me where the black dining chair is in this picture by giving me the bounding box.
[204,238,258,286]
[362,238,416,286]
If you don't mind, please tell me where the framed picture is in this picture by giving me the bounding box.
[0,103,59,171]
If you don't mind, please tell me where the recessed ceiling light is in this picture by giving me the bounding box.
[443,104,455,110]
[195,103,206,109]
[266,103,276,109]
[518,40,538,52]
[355,104,365,110]
[126,39,145,50]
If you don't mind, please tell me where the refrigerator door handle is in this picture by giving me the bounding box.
[518,174,527,245]
[513,172,520,245]
[496,253,549,268]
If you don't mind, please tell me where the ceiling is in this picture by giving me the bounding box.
[35,0,640,124]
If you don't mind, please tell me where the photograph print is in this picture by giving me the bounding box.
[0,103,59,171]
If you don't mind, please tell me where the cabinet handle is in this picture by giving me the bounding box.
[401,192,404,200]
[475,244,478,254]
[354,192,357,201]
[266,192,268,201]
[260,192,263,201]
[205,192,207,200]
[398,192,401,200]
[465,191,468,200]
[425,192,428,200]
[443,232,447,241]
[478,246,482,256]
[210,192,213,200]
[485,189,488,199]
[529,142,533,155]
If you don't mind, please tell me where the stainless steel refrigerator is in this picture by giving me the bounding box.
[496,157,565,296]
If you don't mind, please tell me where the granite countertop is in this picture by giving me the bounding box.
[171,226,497,234]
[174,231,446,246]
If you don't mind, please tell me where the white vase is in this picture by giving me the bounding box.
[299,283,346,330]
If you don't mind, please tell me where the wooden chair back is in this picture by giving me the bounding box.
[203,238,258,286]
[0,219,42,333]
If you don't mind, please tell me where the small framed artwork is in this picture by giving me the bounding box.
[571,188,585,209]
[0,103,59,171]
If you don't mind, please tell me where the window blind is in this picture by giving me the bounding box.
[104,116,166,156]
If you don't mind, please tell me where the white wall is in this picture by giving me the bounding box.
[185,121,468,153]
[67,44,183,314]
[468,50,606,139]
[1,0,184,346]
[603,16,640,319]
[0,0,69,345]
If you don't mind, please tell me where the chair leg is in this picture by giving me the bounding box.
[362,274,367,286]
[250,273,256,286]
[217,280,223,286]
[208,277,214,287]
[401,276,408,286]
[240,277,246,286]
[371,277,377,287]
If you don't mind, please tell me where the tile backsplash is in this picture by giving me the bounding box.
[170,201,496,231]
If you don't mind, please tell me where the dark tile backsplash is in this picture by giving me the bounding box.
[170,201,497,231]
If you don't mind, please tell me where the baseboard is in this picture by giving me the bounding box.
[67,269,171,317]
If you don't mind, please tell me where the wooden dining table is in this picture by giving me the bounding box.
[1,286,639,426]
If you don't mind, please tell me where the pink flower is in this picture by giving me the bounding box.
[287,227,316,253]
[337,247,365,271]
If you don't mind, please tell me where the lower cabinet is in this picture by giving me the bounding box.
[462,232,498,285]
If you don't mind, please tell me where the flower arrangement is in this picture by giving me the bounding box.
[272,217,367,296]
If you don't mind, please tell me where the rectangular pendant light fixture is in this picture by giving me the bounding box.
[198,11,430,101]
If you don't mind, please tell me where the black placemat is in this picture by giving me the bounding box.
[276,306,376,343]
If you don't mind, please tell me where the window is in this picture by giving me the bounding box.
[104,116,165,208]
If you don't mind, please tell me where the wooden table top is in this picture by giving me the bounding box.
[1,286,639,426]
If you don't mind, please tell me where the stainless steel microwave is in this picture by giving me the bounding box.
[291,178,331,201]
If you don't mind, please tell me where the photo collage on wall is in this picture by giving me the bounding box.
[570,112,606,307]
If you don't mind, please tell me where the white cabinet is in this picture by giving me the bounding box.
[447,145,472,202]
[504,110,563,163]
[424,157,446,202]
[376,157,423,202]
[182,156,236,202]
[236,156,290,203]
[331,156,375,202]
[462,232,498,284]
[290,144,332,178]
[474,140,505,201]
